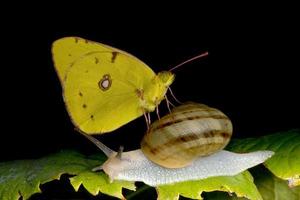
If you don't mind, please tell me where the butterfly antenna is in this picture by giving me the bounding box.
[76,129,115,157]
[169,51,208,72]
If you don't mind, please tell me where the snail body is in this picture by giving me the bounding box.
[82,102,274,186]
[100,149,273,186]
[141,102,233,168]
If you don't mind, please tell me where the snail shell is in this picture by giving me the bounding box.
[141,102,233,168]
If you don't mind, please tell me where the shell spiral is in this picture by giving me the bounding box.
[141,102,233,168]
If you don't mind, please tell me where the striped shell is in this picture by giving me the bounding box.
[141,102,233,168]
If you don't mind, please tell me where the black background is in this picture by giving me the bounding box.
[2,4,299,159]
[1,3,299,199]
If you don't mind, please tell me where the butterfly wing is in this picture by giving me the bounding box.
[52,37,143,82]
[52,37,156,134]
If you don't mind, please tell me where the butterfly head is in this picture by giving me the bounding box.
[139,71,175,112]
[157,71,175,87]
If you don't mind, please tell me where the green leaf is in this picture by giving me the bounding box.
[204,167,300,200]
[1,129,298,199]
[70,171,135,199]
[156,171,262,200]
[227,129,300,186]
[0,150,91,200]
[252,167,300,200]
[0,150,134,200]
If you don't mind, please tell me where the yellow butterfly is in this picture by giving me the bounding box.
[52,37,174,134]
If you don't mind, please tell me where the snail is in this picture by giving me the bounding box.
[81,102,274,186]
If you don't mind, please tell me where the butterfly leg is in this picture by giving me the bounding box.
[168,87,182,104]
[156,106,161,120]
[143,111,150,129]
[147,112,151,125]
[165,95,175,113]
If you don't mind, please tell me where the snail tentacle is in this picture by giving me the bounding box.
[117,146,124,159]
[92,165,103,172]
[78,131,115,157]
